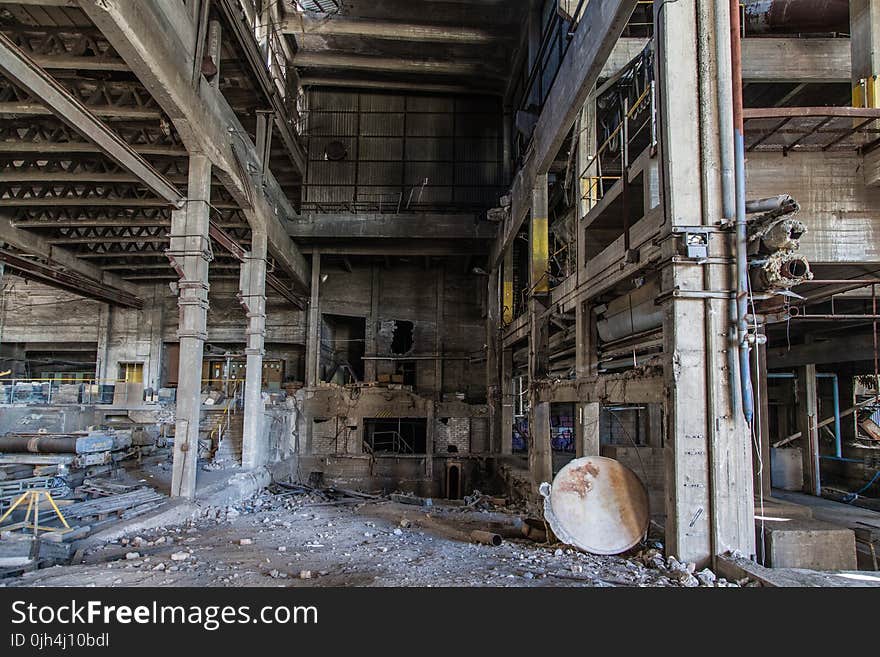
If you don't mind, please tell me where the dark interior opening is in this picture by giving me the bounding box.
[322,313,366,383]
[390,320,414,355]
[396,360,417,386]
[446,463,461,499]
[364,418,427,454]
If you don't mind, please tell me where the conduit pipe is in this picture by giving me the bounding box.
[731,0,755,424]
[716,0,742,418]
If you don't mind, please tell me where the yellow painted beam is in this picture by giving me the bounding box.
[530,177,549,296]
[502,246,514,325]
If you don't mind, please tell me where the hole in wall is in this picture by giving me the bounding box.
[390,320,414,355]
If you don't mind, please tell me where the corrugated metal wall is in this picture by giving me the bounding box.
[302,89,503,212]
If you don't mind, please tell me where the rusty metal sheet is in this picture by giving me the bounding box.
[540,456,649,555]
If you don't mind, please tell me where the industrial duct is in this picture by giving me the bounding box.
[743,0,849,35]
[746,194,813,291]
[596,279,663,344]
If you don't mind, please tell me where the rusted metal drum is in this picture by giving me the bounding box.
[540,456,649,555]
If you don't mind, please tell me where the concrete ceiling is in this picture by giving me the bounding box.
[284,0,530,95]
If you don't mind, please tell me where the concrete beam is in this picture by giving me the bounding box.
[492,0,638,267]
[286,213,496,240]
[0,142,185,157]
[768,333,877,367]
[0,102,162,120]
[297,241,489,256]
[284,12,501,44]
[300,76,495,95]
[79,0,310,292]
[293,51,505,78]
[741,37,851,83]
[0,214,141,304]
[606,37,851,84]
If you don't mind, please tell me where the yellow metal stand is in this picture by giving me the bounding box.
[0,489,71,534]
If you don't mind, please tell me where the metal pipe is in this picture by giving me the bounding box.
[817,373,842,458]
[469,530,503,546]
[731,0,755,424]
[716,1,736,222]
[715,2,742,420]
[768,372,842,457]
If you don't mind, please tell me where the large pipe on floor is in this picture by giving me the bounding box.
[0,433,114,454]
[732,0,755,425]
[469,530,503,546]
[742,0,849,35]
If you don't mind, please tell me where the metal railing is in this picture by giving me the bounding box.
[367,430,414,455]
[580,39,656,213]
[510,1,655,166]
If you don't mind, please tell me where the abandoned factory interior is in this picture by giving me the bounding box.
[0,0,879,589]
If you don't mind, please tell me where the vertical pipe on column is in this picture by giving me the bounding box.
[730,0,755,424]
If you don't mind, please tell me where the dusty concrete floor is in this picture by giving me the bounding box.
[1,492,734,588]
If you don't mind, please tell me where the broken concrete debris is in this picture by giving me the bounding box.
[1,483,737,588]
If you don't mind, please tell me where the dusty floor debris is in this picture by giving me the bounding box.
[1,489,739,588]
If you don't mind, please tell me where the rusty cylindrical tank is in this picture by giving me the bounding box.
[743,0,849,35]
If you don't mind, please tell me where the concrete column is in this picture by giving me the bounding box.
[95,303,112,383]
[425,401,435,483]
[501,348,514,455]
[530,400,551,483]
[575,300,598,379]
[486,267,502,453]
[305,252,321,386]
[851,0,880,107]
[145,285,165,394]
[528,174,551,487]
[364,265,380,382]
[434,263,445,397]
[576,401,601,458]
[796,364,821,495]
[656,0,754,566]
[239,229,268,470]
[169,154,212,499]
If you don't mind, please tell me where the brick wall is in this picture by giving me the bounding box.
[435,417,470,453]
